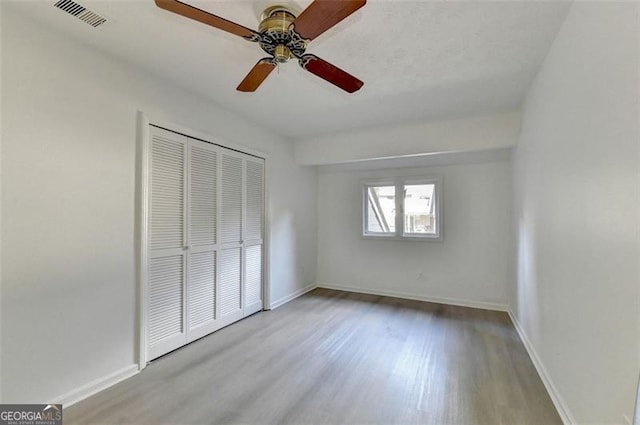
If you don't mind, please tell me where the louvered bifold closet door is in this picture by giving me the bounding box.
[244,158,264,316]
[186,139,219,342]
[218,150,244,327]
[146,127,266,361]
[148,126,188,360]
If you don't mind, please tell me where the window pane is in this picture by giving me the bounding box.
[404,184,436,235]
[366,185,395,233]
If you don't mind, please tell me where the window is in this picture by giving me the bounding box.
[363,177,442,240]
[365,184,396,234]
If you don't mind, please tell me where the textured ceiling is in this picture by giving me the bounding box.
[5,0,571,139]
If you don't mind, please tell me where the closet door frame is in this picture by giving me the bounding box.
[136,112,270,370]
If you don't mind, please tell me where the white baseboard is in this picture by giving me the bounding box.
[316,283,509,312]
[508,311,575,425]
[53,364,139,408]
[269,283,317,310]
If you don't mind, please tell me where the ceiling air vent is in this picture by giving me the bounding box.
[54,0,107,28]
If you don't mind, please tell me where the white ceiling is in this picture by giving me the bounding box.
[6,0,571,139]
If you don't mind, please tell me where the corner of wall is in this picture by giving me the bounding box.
[0,0,4,403]
[269,283,317,310]
[636,4,640,424]
[507,311,575,425]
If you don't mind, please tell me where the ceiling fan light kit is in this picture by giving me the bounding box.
[154,0,366,93]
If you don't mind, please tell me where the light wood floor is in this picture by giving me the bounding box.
[65,288,562,425]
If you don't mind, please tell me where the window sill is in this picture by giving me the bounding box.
[362,234,443,242]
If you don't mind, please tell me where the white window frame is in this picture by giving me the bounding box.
[362,176,443,241]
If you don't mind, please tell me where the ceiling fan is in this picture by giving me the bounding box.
[154,0,366,93]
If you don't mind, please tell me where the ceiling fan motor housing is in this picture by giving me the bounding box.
[258,6,307,63]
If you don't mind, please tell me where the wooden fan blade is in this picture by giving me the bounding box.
[237,59,277,92]
[299,55,363,93]
[291,0,366,41]
[155,0,260,41]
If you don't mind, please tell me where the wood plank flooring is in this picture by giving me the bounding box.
[64,288,562,425]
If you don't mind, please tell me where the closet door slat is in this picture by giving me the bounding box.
[245,159,264,241]
[220,154,243,244]
[245,244,262,307]
[188,251,216,328]
[151,135,185,251]
[190,146,217,247]
[220,248,242,318]
[149,255,184,345]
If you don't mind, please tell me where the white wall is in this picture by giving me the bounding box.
[267,156,317,304]
[0,0,3,403]
[295,111,521,165]
[1,7,316,404]
[317,157,512,309]
[511,2,639,423]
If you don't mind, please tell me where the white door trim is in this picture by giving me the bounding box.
[135,111,270,370]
